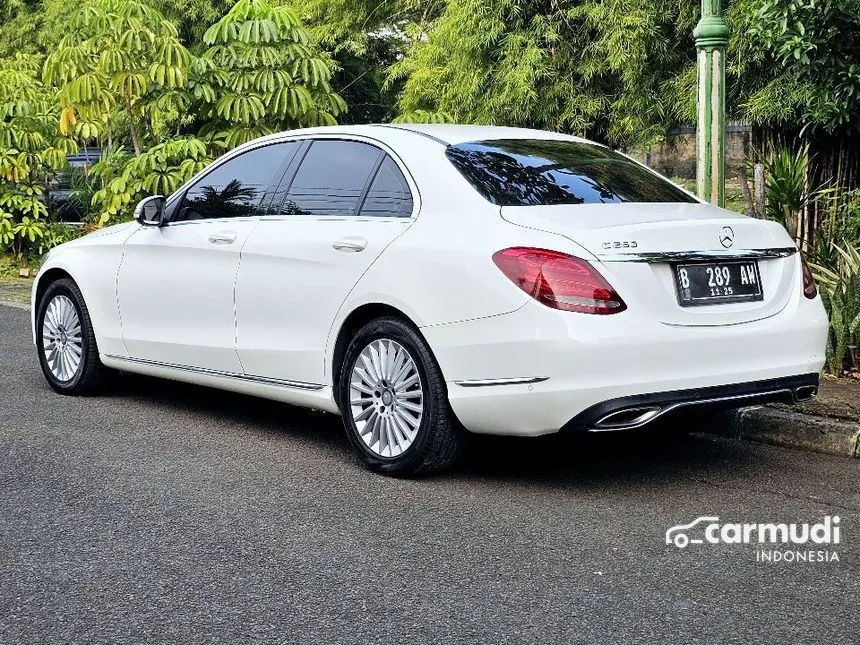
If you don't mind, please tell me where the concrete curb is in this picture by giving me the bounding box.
[706,407,860,458]
[0,300,30,311]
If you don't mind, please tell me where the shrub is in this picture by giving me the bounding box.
[812,242,860,375]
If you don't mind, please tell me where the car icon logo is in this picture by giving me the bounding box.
[719,226,734,248]
[665,516,720,548]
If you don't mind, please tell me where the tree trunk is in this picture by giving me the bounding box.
[144,108,156,143]
[754,163,765,218]
[124,91,141,156]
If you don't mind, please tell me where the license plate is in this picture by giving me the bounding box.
[674,260,763,306]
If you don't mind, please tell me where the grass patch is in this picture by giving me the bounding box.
[0,277,33,304]
[0,255,35,303]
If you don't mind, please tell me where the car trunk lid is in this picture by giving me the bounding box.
[500,202,799,326]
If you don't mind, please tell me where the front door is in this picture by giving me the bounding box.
[117,141,300,373]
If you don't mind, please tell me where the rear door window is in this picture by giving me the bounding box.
[445,139,696,206]
[358,156,413,218]
[278,140,383,216]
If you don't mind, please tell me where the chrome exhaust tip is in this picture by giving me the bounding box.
[793,385,818,402]
[591,406,664,431]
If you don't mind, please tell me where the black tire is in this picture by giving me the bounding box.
[337,316,463,476]
[36,277,106,395]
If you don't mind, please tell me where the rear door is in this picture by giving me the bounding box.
[235,138,416,385]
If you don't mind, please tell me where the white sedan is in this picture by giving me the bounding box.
[32,124,828,475]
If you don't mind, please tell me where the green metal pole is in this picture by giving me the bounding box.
[694,0,729,206]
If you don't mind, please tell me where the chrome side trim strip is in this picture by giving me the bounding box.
[103,354,325,391]
[455,376,549,387]
[597,247,797,263]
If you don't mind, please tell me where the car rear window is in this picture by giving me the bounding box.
[444,139,697,206]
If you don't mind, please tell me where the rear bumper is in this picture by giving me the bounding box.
[563,373,818,432]
[421,293,828,436]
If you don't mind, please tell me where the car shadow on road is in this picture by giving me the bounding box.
[101,370,346,443]
[96,370,770,488]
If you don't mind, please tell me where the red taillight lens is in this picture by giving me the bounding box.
[492,247,627,315]
[801,256,817,299]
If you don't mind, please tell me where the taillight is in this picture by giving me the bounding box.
[492,247,627,315]
[801,255,817,299]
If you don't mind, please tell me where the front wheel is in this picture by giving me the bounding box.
[337,317,463,476]
[36,278,106,395]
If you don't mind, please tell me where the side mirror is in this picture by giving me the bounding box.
[134,195,166,226]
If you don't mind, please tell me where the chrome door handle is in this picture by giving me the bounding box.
[332,237,367,252]
[208,231,237,245]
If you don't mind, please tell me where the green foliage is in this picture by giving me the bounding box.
[384,0,859,146]
[743,0,860,131]
[762,146,833,242]
[153,0,236,46]
[392,110,454,124]
[330,37,405,125]
[41,0,347,151]
[292,0,433,125]
[388,0,698,147]
[34,221,86,257]
[90,137,210,224]
[196,0,346,148]
[812,242,860,375]
[43,0,192,153]
[813,188,860,267]
[293,0,438,55]
[0,53,77,256]
[0,0,349,233]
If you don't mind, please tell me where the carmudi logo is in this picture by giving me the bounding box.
[665,516,841,563]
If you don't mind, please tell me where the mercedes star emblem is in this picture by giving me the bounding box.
[719,226,734,248]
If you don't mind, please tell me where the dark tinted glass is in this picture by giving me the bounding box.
[175,142,299,221]
[280,140,382,216]
[359,157,413,218]
[445,139,696,206]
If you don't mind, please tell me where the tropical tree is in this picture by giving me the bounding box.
[0,54,77,255]
[194,0,347,148]
[388,0,698,147]
[42,0,192,155]
[89,137,210,225]
[730,0,860,133]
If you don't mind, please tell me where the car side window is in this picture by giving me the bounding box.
[278,140,382,217]
[358,156,413,218]
[175,142,300,222]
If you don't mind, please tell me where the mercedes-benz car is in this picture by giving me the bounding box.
[32,124,828,475]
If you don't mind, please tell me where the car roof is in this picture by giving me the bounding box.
[247,123,593,148]
[373,123,591,145]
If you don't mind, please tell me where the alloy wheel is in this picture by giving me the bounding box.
[42,294,83,382]
[349,339,423,457]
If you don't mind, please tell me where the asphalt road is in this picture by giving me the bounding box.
[1,303,858,644]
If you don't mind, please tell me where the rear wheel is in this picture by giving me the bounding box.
[36,278,105,395]
[337,317,463,476]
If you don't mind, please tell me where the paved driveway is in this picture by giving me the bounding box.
[1,304,857,644]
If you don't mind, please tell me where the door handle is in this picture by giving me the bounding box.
[208,231,238,245]
[332,237,367,252]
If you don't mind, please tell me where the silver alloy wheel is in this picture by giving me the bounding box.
[42,294,83,382]
[349,339,423,457]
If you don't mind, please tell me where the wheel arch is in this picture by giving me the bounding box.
[34,267,75,307]
[31,267,76,344]
[329,302,429,393]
